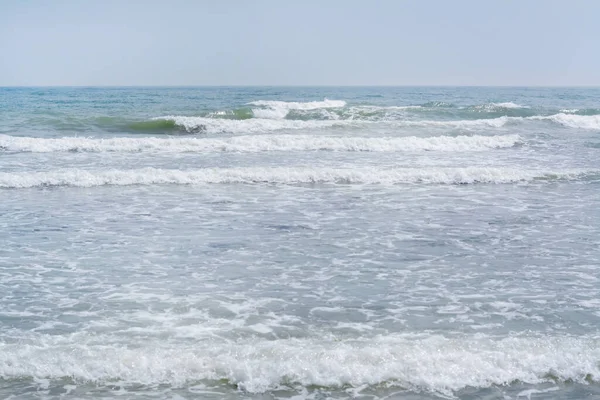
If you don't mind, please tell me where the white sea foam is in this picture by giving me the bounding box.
[412,116,510,128]
[351,102,526,112]
[473,102,528,111]
[540,113,600,130]
[0,167,591,188]
[0,335,598,395]
[152,112,600,133]
[248,99,347,110]
[154,115,515,133]
[0,134,522,153]
[494,102,527,109]
[248,99,346,119]
[458,113,600,130]
[373,105,423,110]
[347,105,423,112]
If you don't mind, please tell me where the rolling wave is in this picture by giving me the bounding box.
[536,113,600,130]
[248,99,347,110]
[149,114,513,134]
[125,119,179,132]
[152,115,350,134]
[247,100,533,120]
[12,98,600,134]
[0,167,592,188]
[150,113,600,133]
[0,334,598,395]
[0,134,522,153]
[249,99,346,119]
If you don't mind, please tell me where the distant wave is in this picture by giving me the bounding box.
[380,101,527,110]
[152,112,600,133]
[248,99,346,119]
[18,112,599,136]
[150,114,515,134]
[0,166,593,188]
[421,101,455,108]
[534,113,600,130]
[0,334,599,395]
[16,100,600,134]
[246,100,528,120]
[559,108,600,116]
[248,99,347,110]
[0,134,522,153]
[472,102,529,111]
[153,115,351,133]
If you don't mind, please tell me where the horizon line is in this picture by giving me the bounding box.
[2,84,600,89]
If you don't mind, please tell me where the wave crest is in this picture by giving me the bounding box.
[22,111,598,135]
[0,167,592,188]
[0,335,599,395]
[0,134,522,153]
[153,115,348,133]
[249,99,347,119]
[541,113,600,130]
[473,102,529,111]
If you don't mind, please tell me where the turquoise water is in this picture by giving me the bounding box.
[1,86,600,399]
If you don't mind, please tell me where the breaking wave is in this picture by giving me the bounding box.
[249,99,346,119]
[0,334,598,396]
[472,102,529,111]
[12,98,600,134]
[0,167,593,188]
[0,134,522,153]
[149,114,513,134]
[537,113,600,130]
[150,113,600,133]
[152,115,350,134]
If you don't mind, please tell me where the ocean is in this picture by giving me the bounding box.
[1,86,599,399]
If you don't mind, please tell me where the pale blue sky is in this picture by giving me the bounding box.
[1,0,598,86]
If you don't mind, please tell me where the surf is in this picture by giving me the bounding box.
[0,166,593,188]
[0,334,598,396]
[0,134,522,153]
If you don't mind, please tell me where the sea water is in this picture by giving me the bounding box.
[1,86,600,399]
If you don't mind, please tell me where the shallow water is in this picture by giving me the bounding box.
[1,87,600,399]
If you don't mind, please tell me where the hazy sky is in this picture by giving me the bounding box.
[1,0,598,86]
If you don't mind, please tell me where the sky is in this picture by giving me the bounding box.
[1,0,599,86]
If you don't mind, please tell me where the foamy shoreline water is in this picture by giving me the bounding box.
[1,86,600,399]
